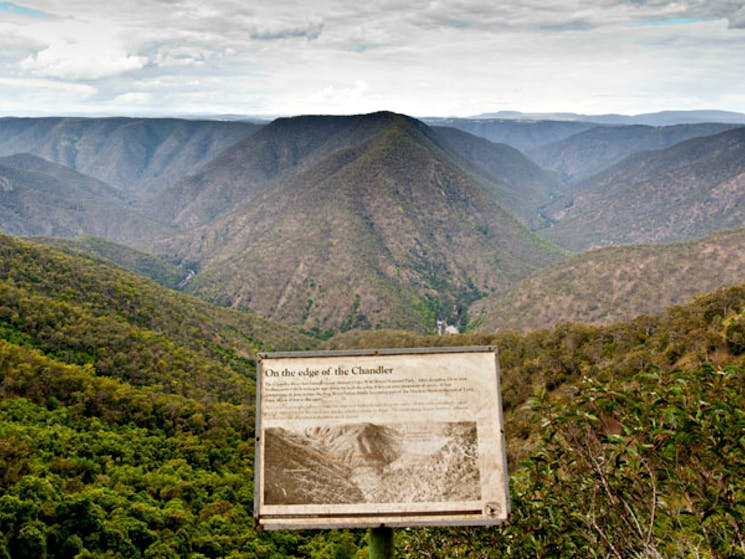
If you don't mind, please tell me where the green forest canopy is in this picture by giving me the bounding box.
[1,233,744,558]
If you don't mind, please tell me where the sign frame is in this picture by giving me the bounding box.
[253,346,509,530]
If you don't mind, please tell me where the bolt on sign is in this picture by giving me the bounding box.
[254,346,510,529]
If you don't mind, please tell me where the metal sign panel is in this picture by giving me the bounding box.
[254,346,509,529]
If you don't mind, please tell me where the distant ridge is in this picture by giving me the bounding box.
[469,109,745,126]
[5,110,745,338]
[541,126,745,250]
[529,122,741,183]
[421,117,594,152]
[0,153,174,242]
[0,117,259,198]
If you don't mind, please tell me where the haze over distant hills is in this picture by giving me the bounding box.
[421,117,595,152]
[150,113,414,228]
[470,109,745,126]
[0,117,258,198]
[529,123,740,184]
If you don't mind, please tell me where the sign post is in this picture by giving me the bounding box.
[369,526,393,559]
[254,346,510,553]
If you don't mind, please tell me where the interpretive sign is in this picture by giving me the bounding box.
[254,346,509,529]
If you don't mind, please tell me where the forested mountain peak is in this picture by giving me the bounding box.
[153,112,565,333]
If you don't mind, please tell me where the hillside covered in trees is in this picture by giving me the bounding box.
[1,233,744,557]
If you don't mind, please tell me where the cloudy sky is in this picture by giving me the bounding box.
[1,0,745,117]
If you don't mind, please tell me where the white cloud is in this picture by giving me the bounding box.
[1,0,745,116]
[310,80,369,104]
[18,20,148,79]
[112,92,153,104]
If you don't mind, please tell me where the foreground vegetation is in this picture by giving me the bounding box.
[396,362,745,558]
[1,233,744,557]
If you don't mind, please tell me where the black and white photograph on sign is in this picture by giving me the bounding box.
[264,421,480,505]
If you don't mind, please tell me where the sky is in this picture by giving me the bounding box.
[1,0,745,118]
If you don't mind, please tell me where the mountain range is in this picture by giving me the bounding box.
[0,117,258,198]
[528,122,740,183]
[541,126,745,250]
[2,108,745,557]
[1,110,745,333]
